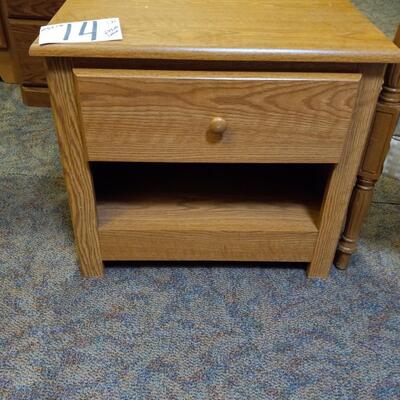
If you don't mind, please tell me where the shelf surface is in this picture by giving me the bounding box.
[94,164,325,262]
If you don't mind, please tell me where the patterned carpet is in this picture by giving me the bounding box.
[1,2,400,399]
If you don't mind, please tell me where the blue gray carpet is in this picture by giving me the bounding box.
[1,2,400,399]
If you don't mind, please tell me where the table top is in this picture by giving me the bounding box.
[30,0,400,63]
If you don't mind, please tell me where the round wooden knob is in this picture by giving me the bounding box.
[209,117,228,134]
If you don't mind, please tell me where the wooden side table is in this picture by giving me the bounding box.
[336,25,400,269]
[30,0,400,278]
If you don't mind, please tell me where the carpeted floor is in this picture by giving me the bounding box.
[1,2,400,399]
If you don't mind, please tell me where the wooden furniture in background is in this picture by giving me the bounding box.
[30,0,400,278]
[0,8,6,48]
[0,0,64,105]
[0,0,17,82]
[335,25,400,269]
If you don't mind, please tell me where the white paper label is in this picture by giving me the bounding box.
[39,18,123,45]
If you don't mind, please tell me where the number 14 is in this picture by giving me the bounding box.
[64,21,98,41]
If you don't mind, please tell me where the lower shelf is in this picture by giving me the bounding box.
[93,164,326,262]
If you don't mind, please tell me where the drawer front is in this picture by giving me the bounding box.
[74,69,361,163]
[7,0,65,19]
[9,19,46,84]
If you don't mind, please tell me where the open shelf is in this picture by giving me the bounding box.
[92,163,328,262]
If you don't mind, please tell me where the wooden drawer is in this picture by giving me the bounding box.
[8,19,46,84]
[6,0,65,19]
[74,69,361,163]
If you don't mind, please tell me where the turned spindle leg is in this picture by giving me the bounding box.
[335,26,400,270]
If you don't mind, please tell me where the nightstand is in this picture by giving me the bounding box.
[30,0,400,278]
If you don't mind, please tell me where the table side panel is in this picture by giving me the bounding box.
[308,64,385,278]
[46,57,103,277]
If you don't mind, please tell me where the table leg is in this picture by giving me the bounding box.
[335,27,400,270]
[46,58,104,277]
[308,65,385,278]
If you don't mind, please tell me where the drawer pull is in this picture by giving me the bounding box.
[209,117,228,134]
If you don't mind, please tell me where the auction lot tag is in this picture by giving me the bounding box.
[39,18,122,45]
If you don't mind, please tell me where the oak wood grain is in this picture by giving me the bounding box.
[30,0,395,278]
[74,69,360,163]
[8,18,46,84]
[29,0,400,63]
[307,64,385,278]
[46,57,103,277]
[99,231,317,262]
[6,0,65,19]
